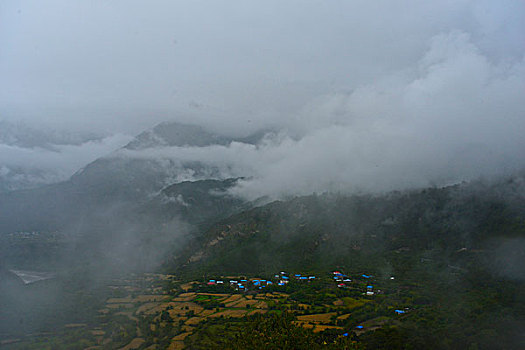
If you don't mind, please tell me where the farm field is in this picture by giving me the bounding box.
[2,269,406,349]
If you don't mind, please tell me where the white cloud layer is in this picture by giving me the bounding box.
[0,1,524,196]
[0,134,132,189]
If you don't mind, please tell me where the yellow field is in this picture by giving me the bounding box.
[313,325,343,332]
[296,312,337,324]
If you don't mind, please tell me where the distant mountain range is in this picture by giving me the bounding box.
[0,121,267,234]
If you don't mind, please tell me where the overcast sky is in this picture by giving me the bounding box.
[1,1,524,195]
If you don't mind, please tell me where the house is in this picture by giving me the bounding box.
[394,309,405,314]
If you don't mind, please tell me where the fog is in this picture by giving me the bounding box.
[1,1,524,197]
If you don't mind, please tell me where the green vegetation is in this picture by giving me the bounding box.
[1,176,524,349]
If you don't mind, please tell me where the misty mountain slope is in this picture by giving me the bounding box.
[125,122,232,149]
[174,175,525,277]
[141,178,247,227]
[0,121,262,234]
[169,176,525,349]
[0,120,116,193]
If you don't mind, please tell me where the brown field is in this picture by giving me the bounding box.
[247,309,268,315]
[168,302,204,316]
[313,325,344,333]
[333,299,344,306]
[134,295,170,302]
[185,317,204,325]
[199,309,216,317]
[253,300,268,309]
[174,292,196,302]
[167,341,185,350]
[172,332,191,341]
[180,282,197,291]
[296,312,337,324]
[107,296,134,303]
[208,309,248,318]
[107,303,134,309]
[196,293,230,298]
[293,321,315,329]
[230,298,259,308]
[118,337,145,350]
[136,302,161,314]
[222,294,243,304]
[337,313,351,320]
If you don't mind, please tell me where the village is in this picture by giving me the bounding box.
[2,270,411,349]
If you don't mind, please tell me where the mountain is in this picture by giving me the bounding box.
[174,175,525,277]
[0,121,263,234]
[167,175,525,349]
[0,120,106,192]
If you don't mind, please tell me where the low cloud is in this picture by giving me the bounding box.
[0,133,132,190]
[114,31,525,200]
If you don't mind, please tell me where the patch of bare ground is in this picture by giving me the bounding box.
[337,313,351,320]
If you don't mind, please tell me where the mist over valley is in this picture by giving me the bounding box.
[1,1,524,349]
